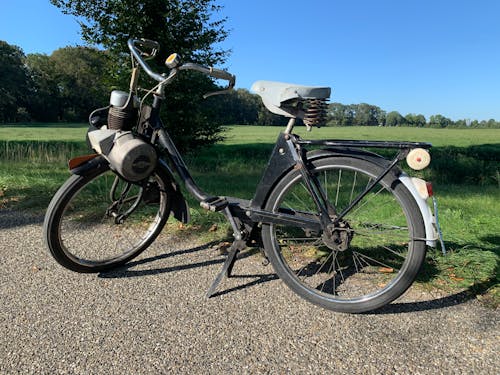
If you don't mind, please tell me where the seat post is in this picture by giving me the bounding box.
[284,118,296,135]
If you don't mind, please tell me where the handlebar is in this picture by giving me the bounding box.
[127,38,235,94]
[127,39,165,83]
[178,63,236,95]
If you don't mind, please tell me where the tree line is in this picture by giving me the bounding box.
[326,103,500,128]
[2,37,499,130]
[1,41,111,123]
[0,38,279,125]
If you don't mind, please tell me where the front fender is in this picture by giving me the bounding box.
[68,155,190,224]
[69,154,109,175]
[157,159,190,224]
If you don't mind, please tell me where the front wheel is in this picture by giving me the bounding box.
[44,165,172,273]
[261,156,427,313]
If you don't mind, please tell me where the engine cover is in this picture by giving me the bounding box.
[88,129,157,182]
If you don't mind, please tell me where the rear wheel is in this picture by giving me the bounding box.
[44,166,172,272]
[261,156,427,313]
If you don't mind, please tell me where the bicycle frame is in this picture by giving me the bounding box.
[148,94,432,239]
[143,102,438,295]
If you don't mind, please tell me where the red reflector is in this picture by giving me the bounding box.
[426,182,434,197]
[68,154,98,170]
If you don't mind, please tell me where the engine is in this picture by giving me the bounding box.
[107,90,140,131]
[108,131,157,181]
[86,90,157,182]
[87,128,157,182]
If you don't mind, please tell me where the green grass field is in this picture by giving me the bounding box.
[3,123,499,145]
[1,124,499,306]
[224,125,500,147]
[0,123,87,141]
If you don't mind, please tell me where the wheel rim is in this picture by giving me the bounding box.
[270,163,418,304]
[57,170,167,267]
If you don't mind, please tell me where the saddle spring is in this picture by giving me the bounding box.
[303,98,329,128]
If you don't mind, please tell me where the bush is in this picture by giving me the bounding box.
[428,145,500,185]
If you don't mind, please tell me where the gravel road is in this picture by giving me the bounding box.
[0,210,498,374]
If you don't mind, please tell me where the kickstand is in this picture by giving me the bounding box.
[206,240,246,298]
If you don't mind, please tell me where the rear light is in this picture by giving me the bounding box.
[411,177,432,200]
[426,181,433,197]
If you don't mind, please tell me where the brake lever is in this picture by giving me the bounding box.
[139,48,158,60]
[203,88,233,99]
[136,39,159,60]
[203,76,235,99]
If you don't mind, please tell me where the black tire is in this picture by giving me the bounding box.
[261,156,427,313]
[44,165,172,272]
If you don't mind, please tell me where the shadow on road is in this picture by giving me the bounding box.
[96,240,489,314]
[370,290,473,315]
[0,209,44,229]
[98,241,223,278]
[98,241,280,297]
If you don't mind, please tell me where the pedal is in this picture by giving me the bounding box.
[200,196,228,212]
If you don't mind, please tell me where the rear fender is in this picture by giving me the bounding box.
[260,147,436,247]
[399,174,437,247]
[307,148,396,171]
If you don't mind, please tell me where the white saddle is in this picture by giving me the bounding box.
[251,80,331,118]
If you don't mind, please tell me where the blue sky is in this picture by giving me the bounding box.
[1,0,499,121]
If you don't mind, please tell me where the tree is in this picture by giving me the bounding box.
[429,114,453,128]
[385,111,406,127]
[486,119,498,128]
[453,119,467,128]
[0,41,30,122]
[215,89,261,125]
[25,47,110,122]
[51,0,229,149]
[327,103,355,126]
[405,113,426,127]
[51,47,111,121]
[353,103,385,126]
[25,53,59,122]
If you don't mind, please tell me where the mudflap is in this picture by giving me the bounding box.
[156,160,190,224]
[170,182,190,224]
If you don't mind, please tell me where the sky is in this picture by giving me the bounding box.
[1,0,500,121]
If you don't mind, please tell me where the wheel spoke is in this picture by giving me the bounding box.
[351,250,398,270]
[348,185,386,217]
[335,169,342,206]
[349,171,357,203]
